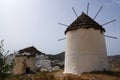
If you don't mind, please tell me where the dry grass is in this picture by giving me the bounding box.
[54,70,120,80]
[1,70,120,80]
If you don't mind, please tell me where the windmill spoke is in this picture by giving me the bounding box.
[93,6,103,20]
[58,23,68,27]
[72,7,78,17]
[102,19,116,26]
[87,2,89,15]
[58,38,66,41]
[105,35,117,39]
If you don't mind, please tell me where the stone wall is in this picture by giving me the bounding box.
[13,56,36,74]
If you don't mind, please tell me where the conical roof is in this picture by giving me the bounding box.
[18,46,43,55]
[65,12,105,34]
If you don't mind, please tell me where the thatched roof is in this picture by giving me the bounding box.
[18,46,43,56]
[65,12,105,34]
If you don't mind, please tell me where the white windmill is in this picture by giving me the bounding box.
[58,3,117,75]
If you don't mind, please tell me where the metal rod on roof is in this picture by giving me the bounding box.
[93,6,103,20]
[72,7,78,17]
[102,19,116,26]
[58,38,66,41]
[58,23,68,27]
[104,35,117,39]
[87,2,89,15]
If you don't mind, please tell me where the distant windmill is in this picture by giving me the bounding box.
[58,3,117,75]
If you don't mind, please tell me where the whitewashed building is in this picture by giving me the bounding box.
[64,12,108,75]
[36,54,52,71]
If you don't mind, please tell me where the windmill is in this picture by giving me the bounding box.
[58,3,117,75]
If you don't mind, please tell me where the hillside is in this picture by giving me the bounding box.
[108,55,120,71]
[47,52,65,61]
[2,53,120,80]
[47,52,120,71]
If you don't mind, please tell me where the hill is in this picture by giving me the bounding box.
[47,52,120,71]
[3,52,120,80]
[108,55,120,71]
[47,52,65,61]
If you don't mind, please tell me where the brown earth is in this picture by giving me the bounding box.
[3,70,120,80]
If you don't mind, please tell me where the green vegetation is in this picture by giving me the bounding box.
[0,40,14,80]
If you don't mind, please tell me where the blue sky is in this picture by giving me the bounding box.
[0,0,120,55]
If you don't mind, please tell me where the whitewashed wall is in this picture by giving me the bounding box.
[64,28,108,75]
